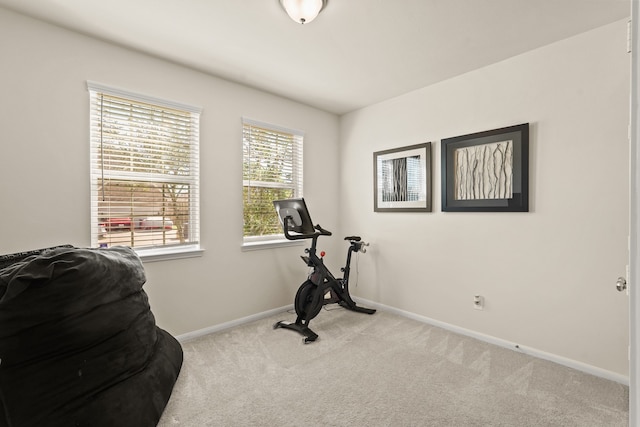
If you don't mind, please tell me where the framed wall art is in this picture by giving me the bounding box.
[374,142,432,212]
[441,123,529,212]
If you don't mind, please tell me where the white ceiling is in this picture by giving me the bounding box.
[0,0,630,114]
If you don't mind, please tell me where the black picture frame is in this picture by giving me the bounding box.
[441,123,529,212]
[374,142,432,212]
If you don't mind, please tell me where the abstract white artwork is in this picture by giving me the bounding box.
[453,140,513,200]
[441,123,528,212]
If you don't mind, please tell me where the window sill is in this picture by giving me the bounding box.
[241,238,304,251]
[135,245,204,262]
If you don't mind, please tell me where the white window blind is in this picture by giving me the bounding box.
[242,118,303,242]
[88,82,201,253]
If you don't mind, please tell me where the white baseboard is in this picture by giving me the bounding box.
[175,304,293,343]
[355,297,630,386]
[174,298,628,385]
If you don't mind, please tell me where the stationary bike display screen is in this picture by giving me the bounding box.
[273,198,315,236]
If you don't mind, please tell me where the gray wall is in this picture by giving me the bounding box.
[339,20,630,376]
[0,8,340,334]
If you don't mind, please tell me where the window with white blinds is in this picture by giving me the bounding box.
[88,82,201,255]
[242,118,303,244]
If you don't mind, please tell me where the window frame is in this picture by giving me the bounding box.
[87,81,203,261]
[241,117,304,251]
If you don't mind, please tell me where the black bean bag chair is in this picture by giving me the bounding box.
[0,245,182,427]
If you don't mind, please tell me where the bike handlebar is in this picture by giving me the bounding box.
[314,224,332,236]
[282,217,367,252]
[282,216,332,240]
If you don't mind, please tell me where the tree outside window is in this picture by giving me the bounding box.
[242,119,303,242]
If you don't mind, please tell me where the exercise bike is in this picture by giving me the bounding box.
[273,198,376,343]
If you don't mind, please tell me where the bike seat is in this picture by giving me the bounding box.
[344,236,361,241]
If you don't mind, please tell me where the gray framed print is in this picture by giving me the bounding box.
[374,142,432,212]
[441,123,529,212]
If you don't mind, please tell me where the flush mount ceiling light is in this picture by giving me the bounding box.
[279,0,328,24]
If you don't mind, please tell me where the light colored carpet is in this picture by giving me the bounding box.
[158,308,629,426]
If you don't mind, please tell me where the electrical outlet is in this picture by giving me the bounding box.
[473,295,484,310]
